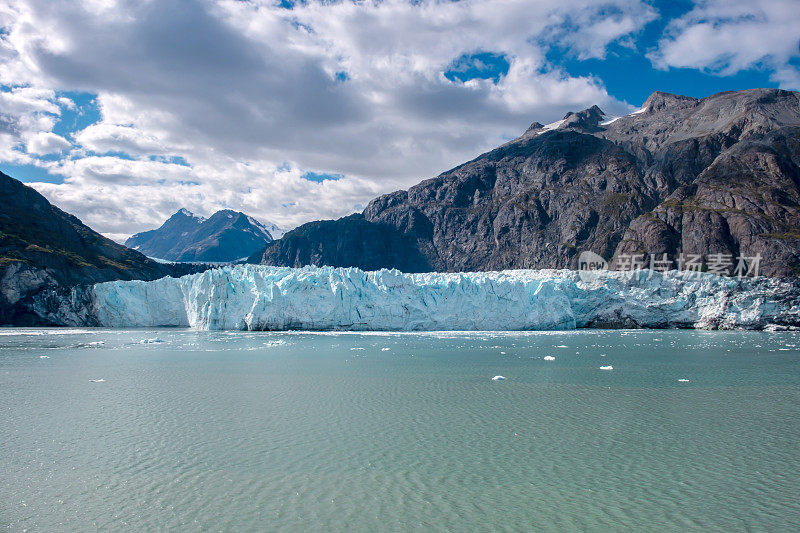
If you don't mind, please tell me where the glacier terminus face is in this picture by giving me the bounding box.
[50,264,800,331]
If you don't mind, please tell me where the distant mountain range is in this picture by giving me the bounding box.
[126,209,283,263]
[251,88,800,277]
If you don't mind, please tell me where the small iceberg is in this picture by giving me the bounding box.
[543,355,555,361]
[678,379,690,382]
[491,375,506,381]
[599,365,614,370]
[89,379,105,383]
[381,347,391,351]
[39,355,50,359]
[139,338,164,344]
[75,341,105,348]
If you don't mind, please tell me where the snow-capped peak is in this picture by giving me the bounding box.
[540,119,566,132]
[175,208,206,222]
[600,106,649,126]
[246,215,287,240]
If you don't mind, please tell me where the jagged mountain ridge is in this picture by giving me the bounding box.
[0,171,203,325]
[252,89,800,277]
[126,209,279,262]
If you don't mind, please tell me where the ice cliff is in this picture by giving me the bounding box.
[52,265,800,330]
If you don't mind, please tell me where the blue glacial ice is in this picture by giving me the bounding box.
[63,264,800,331]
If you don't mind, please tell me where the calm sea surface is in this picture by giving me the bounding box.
[1,329,799,531]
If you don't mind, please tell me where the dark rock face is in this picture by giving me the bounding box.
[126,209,275,262]
[251,214,431,272]
[0,172,203,325]
[253,89,800,276]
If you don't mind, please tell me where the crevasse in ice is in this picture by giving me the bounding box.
[81,264,800,330]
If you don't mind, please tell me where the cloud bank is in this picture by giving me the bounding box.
[0,0,797,238]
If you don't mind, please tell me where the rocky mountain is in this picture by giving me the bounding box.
[125,208,204,257]
[0,171,202,325]
[251,89,800,277]
[126,209,279,262]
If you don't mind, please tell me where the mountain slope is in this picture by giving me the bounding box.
[257,213,431,272]
[0,171,200,324]
[251,89,800,277]
[126,209,276,262]
[125,208,205,258]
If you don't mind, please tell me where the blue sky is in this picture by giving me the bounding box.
[0,0,797,240]
[553,0,780,105]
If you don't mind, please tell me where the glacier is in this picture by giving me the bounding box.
[47,264,800,331]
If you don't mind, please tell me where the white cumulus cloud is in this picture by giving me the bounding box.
[0,0,658,237]
[26,131,71,154]
[651,0,800,88]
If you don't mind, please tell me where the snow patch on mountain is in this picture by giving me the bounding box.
[246,215,286,240]
[178,208,206,222]
[601,106,649,126]
[530,119,566,135]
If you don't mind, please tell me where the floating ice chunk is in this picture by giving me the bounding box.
[763,324,799,331]
[39,355,50,359]
[89,379,105,383]
[543,355,555,361]
[491,375,506,381]
[75,341,105,348]
[263,340,286,347]
[381,347,391,351]
[599,365,613,370]
[556,345,568,348]
[678,379,690,382]
[139,338,164,344]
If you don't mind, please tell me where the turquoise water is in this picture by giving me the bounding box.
[1,329,799,531]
